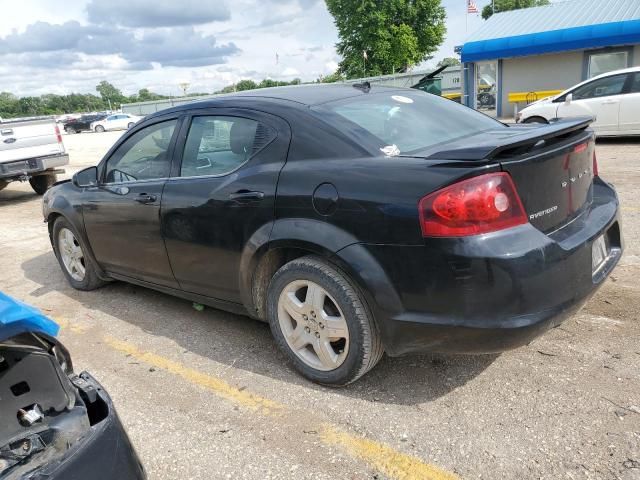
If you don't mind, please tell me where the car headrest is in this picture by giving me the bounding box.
[230,119,257,155]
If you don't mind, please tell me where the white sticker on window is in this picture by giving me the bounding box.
[391,95,413,104]
[380,144,400,156]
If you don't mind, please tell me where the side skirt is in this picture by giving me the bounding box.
[106,272,250,317]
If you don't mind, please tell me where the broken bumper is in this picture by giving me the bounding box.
[25,372,146,480]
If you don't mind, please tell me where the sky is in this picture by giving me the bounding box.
[0,0,490,97]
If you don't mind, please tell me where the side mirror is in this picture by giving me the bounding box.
[72,166,98,188]
[564,93,573,105]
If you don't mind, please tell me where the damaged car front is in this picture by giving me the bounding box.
[0,292,145,480]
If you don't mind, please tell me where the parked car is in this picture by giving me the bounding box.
[516,67,640,136]
[0,292,145,479]
[0,116,68,194]
[90,114,141,133]
[42,85,622,386]
[64,114,107,134]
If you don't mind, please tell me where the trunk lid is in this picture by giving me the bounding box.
[0,117,64,164]
[425,118,595,233]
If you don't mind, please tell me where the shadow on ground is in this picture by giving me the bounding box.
[22,252,498,406]
[0,186,39,205]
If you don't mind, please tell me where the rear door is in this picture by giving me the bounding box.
[82,117,181,286]
[619,72,640,133]
[161,108,291,303]
[557,73,631,133]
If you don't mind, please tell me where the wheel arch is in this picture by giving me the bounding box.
[241,219,403,334]
[46,201,109,281]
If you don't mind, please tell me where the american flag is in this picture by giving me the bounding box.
[467,0,479,13]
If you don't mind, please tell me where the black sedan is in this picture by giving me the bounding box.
[42,84,622,386]
[64,114,107,134]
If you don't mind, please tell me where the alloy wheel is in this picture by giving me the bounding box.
[277,280,349,371]
[58,228,86,282]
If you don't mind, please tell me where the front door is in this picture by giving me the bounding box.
[83,118,180,287]
[558,72,630,134]
[161,109,291,303]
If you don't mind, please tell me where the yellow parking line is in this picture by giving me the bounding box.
[104,336,282,415]
[322,425,459,480]
[622,206,640,212]
[103,335,459,480]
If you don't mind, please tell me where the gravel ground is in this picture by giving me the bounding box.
[0,130,638,480]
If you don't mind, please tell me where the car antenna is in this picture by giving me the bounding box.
[352,81,371,93]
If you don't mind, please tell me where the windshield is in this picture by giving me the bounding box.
[314,90,503,155]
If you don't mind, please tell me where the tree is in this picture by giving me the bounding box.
[325,0,446,78]
[95,81,127,108]
[436,57,460,69]
[482,0,550,20]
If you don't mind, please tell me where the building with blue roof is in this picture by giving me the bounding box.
[458,0,640,118]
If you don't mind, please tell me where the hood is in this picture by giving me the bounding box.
[0,291,59,341]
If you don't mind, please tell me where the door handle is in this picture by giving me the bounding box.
[602,99,619,105]
[229,190,264,202]
[134,193,157,204]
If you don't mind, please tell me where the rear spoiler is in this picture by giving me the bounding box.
[428,117,594,161]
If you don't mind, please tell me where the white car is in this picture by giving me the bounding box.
[516,67,640,137]
[90,114,141,133]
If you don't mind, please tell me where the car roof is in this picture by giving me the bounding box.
[144,83,411,120]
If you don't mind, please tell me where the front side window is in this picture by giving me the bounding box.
[572,74,628,100]
[180,116,274,177]
[104,119,177,183]
[588,51,628,78]
[314,91,503,155]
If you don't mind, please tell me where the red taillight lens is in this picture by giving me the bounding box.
[419,172,528,237]
[593,151,599,177]
[54,125,63,144]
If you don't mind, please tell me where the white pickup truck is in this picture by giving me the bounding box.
[0,116,69,194]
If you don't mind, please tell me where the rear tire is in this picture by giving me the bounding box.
[267,256,383,386]
[52,217,106,291]
[29,174,56,195]
[95,125,105,133]
[523,116,548,124]
[65,128,75,134]
[0,180,8,192]
[127,122,135,129]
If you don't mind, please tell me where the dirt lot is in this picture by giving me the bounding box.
[1,131,639,480]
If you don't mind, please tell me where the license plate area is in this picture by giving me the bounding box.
[592,234,609,273]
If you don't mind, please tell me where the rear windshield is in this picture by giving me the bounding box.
[313,91,503,155]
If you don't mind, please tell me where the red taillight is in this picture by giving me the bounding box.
[593,151,599,177]
[54,125,63,144]
[418,172,528,237]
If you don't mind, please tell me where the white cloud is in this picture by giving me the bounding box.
[0,0,499,97]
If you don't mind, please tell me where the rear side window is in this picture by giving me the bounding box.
[180,116,275,177]
[631,73,640,93]
[314,91,502,155]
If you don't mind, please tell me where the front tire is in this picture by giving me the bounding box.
[52,217,106,291]
[29,174,56,195]
[95,125,105,133]
[127,122,135,129]
[267,256,383,386]
[0,180,8,192]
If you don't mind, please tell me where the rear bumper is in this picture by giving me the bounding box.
[0,154,68,179]
[29,372,146,480]
[338,178,622,356]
